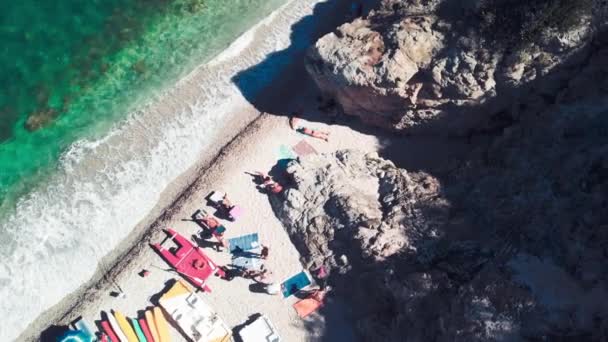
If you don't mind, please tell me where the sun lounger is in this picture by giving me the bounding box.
[238,314,280,342]
[208,191,226,204]
[194,208,210,220]
[228,233,260,253]
[281,271,312,298]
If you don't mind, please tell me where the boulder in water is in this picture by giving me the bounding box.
[25,107,59,132]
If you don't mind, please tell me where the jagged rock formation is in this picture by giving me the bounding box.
[273,134,608,340]
[273,150,447,268]
[273,7,608,337]
[305,0,607,135]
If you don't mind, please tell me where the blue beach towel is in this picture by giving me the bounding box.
[281,271,311,298]
[228,233,259,253]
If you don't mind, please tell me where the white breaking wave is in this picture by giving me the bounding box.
[0,0,330,340]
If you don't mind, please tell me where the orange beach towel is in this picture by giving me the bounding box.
[293,296,324,318]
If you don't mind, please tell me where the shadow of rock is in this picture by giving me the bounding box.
[39,324,69,341]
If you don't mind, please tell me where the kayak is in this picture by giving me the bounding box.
[113,311,139,342]
[100,320,120,342]
[145,309,161,342]
[130,317,148,342]
[153,306,171,342]
[107,311,129,342]
[139,317,155,342]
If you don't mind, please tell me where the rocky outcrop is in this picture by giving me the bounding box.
[306,0,607,135]
[274,41,608,336]
[273,129,608,340]
[272,150,447,268]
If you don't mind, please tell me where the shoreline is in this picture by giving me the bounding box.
[16,0,359,340]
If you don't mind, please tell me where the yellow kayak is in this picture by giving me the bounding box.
[153,306,171,342]
[145,309,161,342]
[113,311,139,342]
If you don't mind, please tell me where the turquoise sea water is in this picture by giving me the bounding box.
[0,0,287,214]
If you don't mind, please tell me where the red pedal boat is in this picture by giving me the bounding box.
[152,228,225,292]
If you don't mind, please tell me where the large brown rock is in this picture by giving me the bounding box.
[305,0,606,135]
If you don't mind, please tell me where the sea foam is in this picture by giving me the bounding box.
[0,0,330,339]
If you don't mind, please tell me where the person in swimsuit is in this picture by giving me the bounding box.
[290,116,330,142]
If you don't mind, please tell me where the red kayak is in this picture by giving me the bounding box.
[152,228,225,292]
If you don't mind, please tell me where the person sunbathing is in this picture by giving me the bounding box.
[263,180,283,194]
[220,194,234,211]
[253,172,284,194]
[290,116,330,142]
[198,215,220,229]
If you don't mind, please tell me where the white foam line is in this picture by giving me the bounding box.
[0,0,334,340]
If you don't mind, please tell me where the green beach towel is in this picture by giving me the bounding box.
[278,145,296,160]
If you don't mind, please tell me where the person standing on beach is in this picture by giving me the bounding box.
[260,245,269,259]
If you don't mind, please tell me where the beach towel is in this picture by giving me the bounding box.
[292,140,318,157]
[293,296,324,318]
[228,233,259,253]
[228,205,244,220]
[232,251,262,270]
[278,144,296,160]
[281,271,311,298]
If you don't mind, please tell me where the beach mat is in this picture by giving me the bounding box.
[278,145,296,160]
[292,140,317,157]
[293,297,323,318]
[281,271,311,298]
[277,145,297,169]
[228,233,259,253]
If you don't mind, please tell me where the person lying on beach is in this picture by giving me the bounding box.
[290,116,330,142]
[220,194,234,212]
[244,265,271,281]
[260,180,283,194]
[252,268,272,283]
[196,214,220,229]
[252,172,284,194]
[267,182,283,194]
